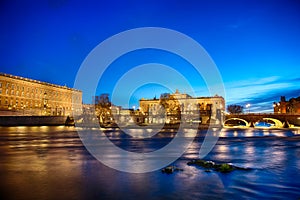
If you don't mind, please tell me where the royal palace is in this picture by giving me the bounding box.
[0,73,82,116]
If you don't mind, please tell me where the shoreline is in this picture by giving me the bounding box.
[0,116,70,126]
[0,115,299,131]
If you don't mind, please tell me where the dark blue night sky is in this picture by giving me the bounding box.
[1,0,300,112]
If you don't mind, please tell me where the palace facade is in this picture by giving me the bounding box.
[139,89,225,125]
[0,73,82,116]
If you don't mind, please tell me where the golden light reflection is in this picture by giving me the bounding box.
[244,129,254,137]
[214,144,230,160]
[244,144,254,154]
[218,144,228,153]
[219,129,227,137]
[292,128,300,135]
[182,129,197,138]
[233,130,238,137]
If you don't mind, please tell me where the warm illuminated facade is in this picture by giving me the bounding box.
[0,73,82,116]
[139,89,225,125]
[273,96,300,114]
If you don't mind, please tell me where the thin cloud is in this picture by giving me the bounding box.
[225,76,300,113]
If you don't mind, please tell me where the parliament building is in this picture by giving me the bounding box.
[0,73,82,116]
[139,89,225,125]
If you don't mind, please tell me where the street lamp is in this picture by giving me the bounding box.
[246,103,251,113]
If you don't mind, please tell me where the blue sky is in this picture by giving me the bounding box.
[0,0,300,112]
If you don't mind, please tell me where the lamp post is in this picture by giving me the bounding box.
[246,103,251,113]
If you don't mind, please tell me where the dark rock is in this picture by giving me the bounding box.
[161,166,183,174]
[214,163,234,173]
[187,159,250,173]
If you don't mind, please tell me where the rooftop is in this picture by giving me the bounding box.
[0,72,81,92]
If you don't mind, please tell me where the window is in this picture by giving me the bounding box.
[11,90,14,95]
[11,84,14,89]
[0,89,2,94]
[6,89,8,95]
[0,82,2,87]
[6,83,9,88]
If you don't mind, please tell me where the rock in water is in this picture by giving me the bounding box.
[161,166,183,174]
[187,159,250,173]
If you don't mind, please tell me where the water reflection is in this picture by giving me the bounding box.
[219,128,298,137]
[0,126,300,199]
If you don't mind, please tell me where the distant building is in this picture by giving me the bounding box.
[273,96,300,114]
[139,89,225,125]
[0,73,82,116]
[93,94,133,125]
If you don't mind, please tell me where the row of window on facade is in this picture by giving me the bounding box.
[0,97,72,110]
[0,82,79,102]
[145,102,213,111]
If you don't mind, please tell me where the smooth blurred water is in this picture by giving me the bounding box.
[0,126,300,200]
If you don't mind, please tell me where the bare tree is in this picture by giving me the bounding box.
[227,104,243,114]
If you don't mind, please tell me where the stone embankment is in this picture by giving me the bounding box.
[0,116,70,126]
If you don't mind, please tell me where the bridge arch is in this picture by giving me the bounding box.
[259,118,283,128]
[224,118,250,127]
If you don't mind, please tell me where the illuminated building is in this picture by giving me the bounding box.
[139,89,225,125]
[0,73,82,116]
[273,96,300,114]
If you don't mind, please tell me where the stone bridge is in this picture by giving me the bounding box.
[225,113,300,128]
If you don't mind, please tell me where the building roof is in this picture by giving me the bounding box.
[0,72,81,92]
[139,90,224,101]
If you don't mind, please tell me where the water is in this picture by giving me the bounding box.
[0,126,300,200]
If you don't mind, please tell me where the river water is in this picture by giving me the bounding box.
[0,126,300,200]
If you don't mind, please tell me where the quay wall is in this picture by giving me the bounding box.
[0,116,69,126]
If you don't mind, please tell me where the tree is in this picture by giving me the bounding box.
[160,95,180,115]
[95,94,112,124]
[227,104,243,114]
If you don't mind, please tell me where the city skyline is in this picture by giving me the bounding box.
[1,0,300,112]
